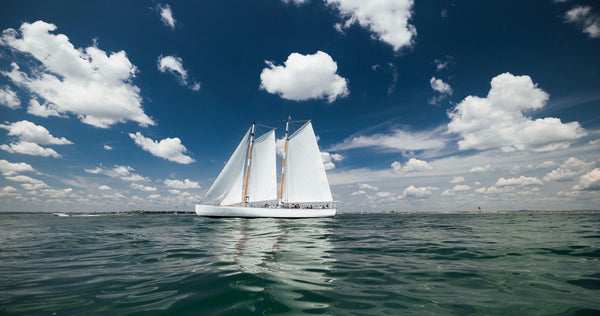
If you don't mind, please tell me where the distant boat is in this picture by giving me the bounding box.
[53,212,69,217]
[196,119,336,218]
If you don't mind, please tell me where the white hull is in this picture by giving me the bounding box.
[195,204,336,218]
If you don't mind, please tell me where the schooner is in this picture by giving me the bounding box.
[195,119,336,218]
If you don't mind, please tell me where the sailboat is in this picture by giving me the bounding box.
[195,119,336,218]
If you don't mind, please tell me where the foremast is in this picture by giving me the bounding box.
[278,117,290,207]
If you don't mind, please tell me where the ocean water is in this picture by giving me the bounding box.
[0,213,599,315]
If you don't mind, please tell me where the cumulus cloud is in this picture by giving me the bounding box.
[282,0,309,5]
[442,184,472,196]
[103,145,112,150]
[6,174,47,190]
[85,165,149,182]
[129,132,194,164]
[26,99,64,118]
[0,159,34,176]
[564,6,600,39]
[450,176,465,183]
[359,183,378,190]
[429,76,453,105]
[430,77,453,94]
[0,86,20,109]
[98,185,111,190]
[326,0,416,51]
[260,51,349,103]
[391,158,434,174]
[0,120,71,158]
[321,152,343,170]
[401,185,432,199]
[495,176,543,187]
[330,127,445,152]
[157,55,200,91]
[130,183,157,192]
[573,168,600,190]
[470,164,492,173]
[157,4,176,30]
[0,142,61,158]
[164,179,201,189]
[543,157,594,182]
[0,21,154,128]
[447,72,586,152]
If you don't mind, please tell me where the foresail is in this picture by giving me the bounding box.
[246,129,277,202]
[201,128,250,205]
[282,122,333,203]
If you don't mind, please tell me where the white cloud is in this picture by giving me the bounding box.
[103,145,112,150]
[157,4,176,30]
[85,165,149,182]
[84,167,103,174]
[157,55,200,91]
[0,159,34,176]
[447,73,586,152]
[376,191,391,197]
[0,21,154,128]
[0,120,71,158]
[401,185,432,199]
[321,152,343,170]
[129,132,194,164]
[573,168,600,190]
[2,186,17,193]
[442,184,472,196]
[0,120,71,145]
[359,183,378,190]
[330,127,445,152]
[564,6,600,39]
[391,158,434,174]
[6,175,47,190]
[26,99,64,118]
[260,51,348,103]
[428,76,453,105]
[0,86,20,109]
[164,179,201,189]
[430,77,453,94]
[470,164,492,173]
[282,0,309,5]
[130,183,157,192]
[98,185,111,190]
[351,190,366,195]
[543,157,594,182]
[450,176,465,184]
[326,0,416,52]
[495,176,543,187]
[0,142,61,158]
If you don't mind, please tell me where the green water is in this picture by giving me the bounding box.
[0,213,598,315]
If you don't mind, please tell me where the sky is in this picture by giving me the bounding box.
[0,0,599,213]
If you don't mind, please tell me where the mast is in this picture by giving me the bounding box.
[242,122,255,204]
[278,117,290,206]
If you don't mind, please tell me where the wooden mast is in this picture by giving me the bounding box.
[242,122,255,204]
[278,118,290,206]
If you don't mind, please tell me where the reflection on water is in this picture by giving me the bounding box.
[1,213,599,315]
[201,218,335,312]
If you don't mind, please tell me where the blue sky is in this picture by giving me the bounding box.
[1,0,599,212]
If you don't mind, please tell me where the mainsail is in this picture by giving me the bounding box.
[201,120,333,207]
[246,129,277,202]
[201,128,251,205]
[281,121,333,203]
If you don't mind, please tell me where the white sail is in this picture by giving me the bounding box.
[282,121,333,203]
[247,129,277,202]
[201,128,250,205]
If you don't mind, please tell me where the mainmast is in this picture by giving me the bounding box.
[243,122,255,204]
[278,117,290,206]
